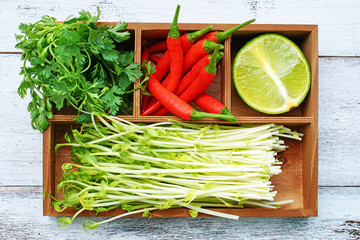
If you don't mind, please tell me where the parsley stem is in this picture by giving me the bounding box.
[109,72,116,86]
[48,43,72,76]
[81,50,92,74]
[33,88,44,98]
[98,56,118,76]
[69,62,75,73]
[125,76,149,94]
[69,100,91,115]
[78,94,88,113]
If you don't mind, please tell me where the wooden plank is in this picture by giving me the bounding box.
[0,54,359,187]
[0,54,43,186]
[0,186,359,239]
[318,57,360,186]
[2,0,360,56]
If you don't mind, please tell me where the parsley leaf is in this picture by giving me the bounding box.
[15,8,143,132]
[101,86,124,115]
[108,22,130,43]
[72,114,92,123]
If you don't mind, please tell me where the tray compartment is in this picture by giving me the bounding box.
[137,24,232,121]
[51,25,138,117]
[43,120,311,217]
[230,25,318,118]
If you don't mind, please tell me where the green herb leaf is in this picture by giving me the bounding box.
[15,8,142,132]
[72,114,92,123]
[189,209,198,218]
[101,86,124,115]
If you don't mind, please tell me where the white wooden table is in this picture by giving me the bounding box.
[1,0,359,239]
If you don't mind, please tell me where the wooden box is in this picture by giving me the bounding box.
[43,23,318,217]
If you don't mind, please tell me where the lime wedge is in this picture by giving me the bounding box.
[233,33,311,114]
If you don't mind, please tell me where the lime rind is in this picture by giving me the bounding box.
[232,33,311,114]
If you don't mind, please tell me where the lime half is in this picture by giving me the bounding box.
[233,33,311,114]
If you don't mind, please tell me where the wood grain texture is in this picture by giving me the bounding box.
[318,57,360,186]
[2,0,360,56]
[1,54,358,186]
[0,186,359,239]
[0,54,42,186]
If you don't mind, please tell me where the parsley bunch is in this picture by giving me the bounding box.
[16,7,143,132]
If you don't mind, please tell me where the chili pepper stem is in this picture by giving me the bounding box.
[187,25,213,42]
[221,106,233,116]
[205,45,220,74]
[168,5,181,39]
[216,18,256,43]
[203,40,224,53]
[190,109,238,123]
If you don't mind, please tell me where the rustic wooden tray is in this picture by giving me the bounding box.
[43,23,318,217]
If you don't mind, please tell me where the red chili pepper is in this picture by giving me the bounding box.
[152,51,171,81]
[148,41,167,54]
[140,48,151,113]
[145,95,157,108]
[147,74,237,122]
[157,51,217,91]
[147,24,212,55]
[153,46,223,116]
[141,53,163,112]
[146,54,161,109]
[151,25,213,81]
[175,51,223,96]
[141,48,149,63]
[159,54,210,91]
[156,38,223,93]
[164,5,183,92]
[142,4,183,116]
[149,54,161,64]
[159,51,223,95]
[141,96,152,114]
[194,92,233,116]
[200,19,255,43]
[182,40,223,75]
[180,25,213,52]
[180,45,221,102]
[144,26,217,113]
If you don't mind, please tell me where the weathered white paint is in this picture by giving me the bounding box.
[1,0,360,56]
[318,57,360,186]
[0,186,359,239]
[0,54,42,186]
